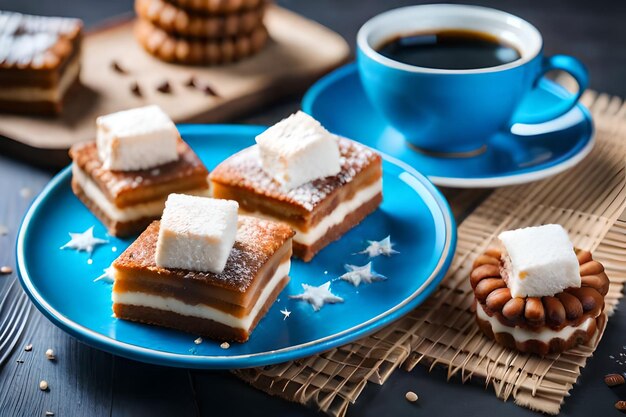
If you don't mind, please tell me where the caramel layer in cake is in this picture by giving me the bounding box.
[210,138,383,261]
[0,11,83,114]
[112,217,294,342]
[69,139,209,236]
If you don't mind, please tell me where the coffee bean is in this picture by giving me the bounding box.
[157,80,171,93]
[606,373,626,387]
[111,60,127,74]
[130,82,142,97]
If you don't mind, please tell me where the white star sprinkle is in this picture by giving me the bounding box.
[356,236,398,258]
[280,308,291,320]
[289,281,343,312]
[93,266,116,283]
[339,262,387,287]
[60,226,108,254]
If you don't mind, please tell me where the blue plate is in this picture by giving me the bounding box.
[302,63,595,188]
[17,124,456,369]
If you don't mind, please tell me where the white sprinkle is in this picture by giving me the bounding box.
[220,342,230,349]
[45,349,55,360]
[405,391,418,402]
[610,355,615,359]
[87,259,93,265]
[194,337,203,345]
[280,308,291,320]
[24,344,32,352]
[19,187,33,199]
[45,412,55,416]
[111,246,118,252]
[39,380,48,391]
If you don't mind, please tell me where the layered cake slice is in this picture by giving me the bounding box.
[0,11,82,115]
[69,105,209,237]
[112,194,294,342]
[471,224,609,356]
[210,111,383,261]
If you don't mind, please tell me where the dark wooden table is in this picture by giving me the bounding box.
[1,1,625,416]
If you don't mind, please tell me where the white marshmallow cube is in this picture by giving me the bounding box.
[255,111,341,190]
[498,224,580,298]
[155,194,239,274]
[96,105,179,171]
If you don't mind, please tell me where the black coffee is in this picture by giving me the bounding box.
[377,29,521,70]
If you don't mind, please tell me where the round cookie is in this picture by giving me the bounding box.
[169,0,264,14]
[471,248,609,356]
[135,19,269,65]
[135,0,266,38]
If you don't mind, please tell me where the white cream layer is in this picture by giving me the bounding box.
[243,178,382,246]
[477,303,594,343]
[112,259,290,331]
[0,55,80,102]
[73,165,210,222]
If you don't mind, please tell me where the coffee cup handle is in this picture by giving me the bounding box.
[510,55,589,125]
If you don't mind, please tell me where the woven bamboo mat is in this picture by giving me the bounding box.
[234,90,626,416]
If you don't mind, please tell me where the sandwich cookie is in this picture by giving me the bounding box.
[471,225,609,356]
[135,0,266,38]
[134,19,269,65]
[169,0,265,15]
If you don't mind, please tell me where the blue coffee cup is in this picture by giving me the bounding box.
[357,4,588,155]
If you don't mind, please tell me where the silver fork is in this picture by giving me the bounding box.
[0,278,32,367]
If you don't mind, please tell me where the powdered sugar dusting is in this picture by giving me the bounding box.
[114,217,293,293]
[70,140,207,199]
[211,138,379,212]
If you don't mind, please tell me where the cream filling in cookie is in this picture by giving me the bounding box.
[241,178,382,246]
[112,259,290,330]
[73,165,210,222]
[477,303,594,343]
[0,55,80,102]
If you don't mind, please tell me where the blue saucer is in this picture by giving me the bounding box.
[17,124,456,369]
[302,63,594,188]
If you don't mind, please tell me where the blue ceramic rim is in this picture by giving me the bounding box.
[356,4,543,75]
[301,62,595,188]
[16,124,457,370]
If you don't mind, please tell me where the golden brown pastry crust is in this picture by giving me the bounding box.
[69,139,209,208]
[471,248,609,355]
[113,218,294,294]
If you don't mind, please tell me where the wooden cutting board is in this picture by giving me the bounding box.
[0,5,350,168]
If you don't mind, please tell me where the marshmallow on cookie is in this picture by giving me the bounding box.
[498,224,580,298]
[470,223,610,356]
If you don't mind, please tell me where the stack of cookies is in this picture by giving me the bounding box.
[134,0,269,65]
